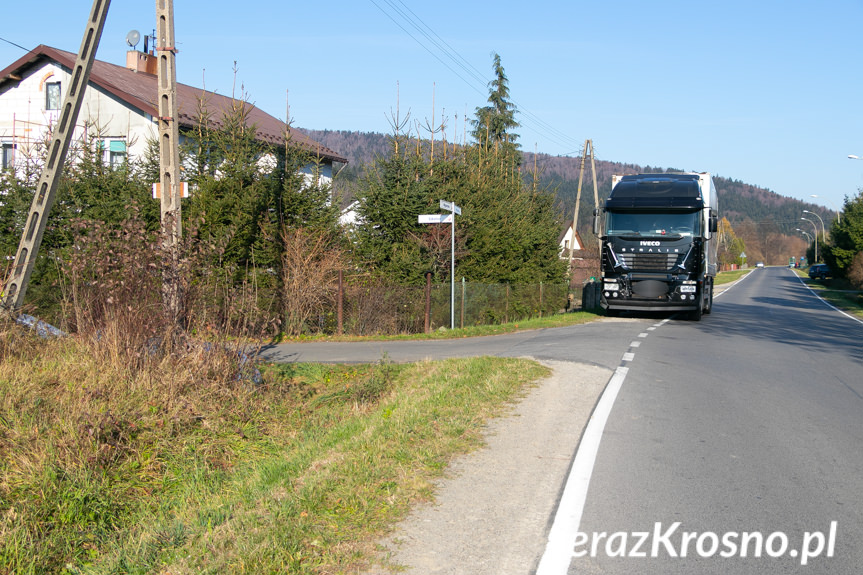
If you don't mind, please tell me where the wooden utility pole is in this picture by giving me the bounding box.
[1,0,111,314]
[567,139,599,274]
[156,0,182,321]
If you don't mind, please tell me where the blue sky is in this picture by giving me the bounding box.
[2,0,862,217]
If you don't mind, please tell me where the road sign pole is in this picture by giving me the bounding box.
[451,210,455,329]
[440,200,461,330]
[420,201,461,330]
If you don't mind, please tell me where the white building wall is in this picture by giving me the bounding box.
[299,161,334,186]
[0,60,156,171]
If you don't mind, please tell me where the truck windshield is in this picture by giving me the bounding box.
[606,212,700,238]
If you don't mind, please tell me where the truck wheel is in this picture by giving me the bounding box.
[703,283,714,315]
[689,292,704,321]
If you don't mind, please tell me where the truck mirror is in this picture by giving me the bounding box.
[709,213,718,233]
[593,209,601,237]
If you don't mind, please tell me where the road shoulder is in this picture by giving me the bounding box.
[365,360,610,574]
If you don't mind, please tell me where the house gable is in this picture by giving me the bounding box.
[558,220,584,257]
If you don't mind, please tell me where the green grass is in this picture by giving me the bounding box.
[715,268,752,285]
[791,268,863,318]
[0,320,549,574]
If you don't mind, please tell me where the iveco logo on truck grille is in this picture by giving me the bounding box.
[640,241,661,246]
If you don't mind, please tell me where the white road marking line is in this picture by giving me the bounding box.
[536,364,631,575]
[638,332,649,338]
[793,272,863,326]
[622,352,635,362]
[630,341,641,348]
[713,269,754,298]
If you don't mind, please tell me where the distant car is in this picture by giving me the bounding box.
[756,262,764,268]
[808,264,831,280]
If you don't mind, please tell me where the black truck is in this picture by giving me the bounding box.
[594,173,719,321]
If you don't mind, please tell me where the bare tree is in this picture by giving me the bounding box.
[280,227,344,336]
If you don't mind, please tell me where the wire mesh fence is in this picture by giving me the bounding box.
[310,278,575,336]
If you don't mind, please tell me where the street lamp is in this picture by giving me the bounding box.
[810,194,840,223]
[802,210,825,240]
[801,218,819,262]
[796,228,813,264]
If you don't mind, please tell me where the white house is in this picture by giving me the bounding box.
[0,44,347,178]
[558,220,584,258]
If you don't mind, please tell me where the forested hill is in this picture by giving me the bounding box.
[298,128,833,232]
[298,129,393,168]
[523,153,834,234]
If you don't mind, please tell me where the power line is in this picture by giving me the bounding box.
[387,0,489,88]
[385,0,580,151]
[0,36,30,52]
[366,0,584,153]
[366,0,486,100]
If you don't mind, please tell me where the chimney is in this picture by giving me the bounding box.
[126,50,157,75]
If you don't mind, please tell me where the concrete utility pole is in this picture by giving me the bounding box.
[1,0,111,314]
[155,0,182,320]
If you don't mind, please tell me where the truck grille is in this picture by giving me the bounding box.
[617,252,678,272]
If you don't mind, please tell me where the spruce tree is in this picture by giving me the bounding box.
[825,190,863,277]
[471,52,520,162]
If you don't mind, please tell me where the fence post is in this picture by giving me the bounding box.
[424,272,432,334]
[460,277,466,328]
[505,284,510,324]
[337,270,344,335]
[539,281,543,318]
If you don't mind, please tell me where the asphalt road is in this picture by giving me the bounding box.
[261,313,643,369]
[261,268,863,574]
[569,267,863,575]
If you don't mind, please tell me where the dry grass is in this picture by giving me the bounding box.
[0,310,266,574]
[1,311,547,574]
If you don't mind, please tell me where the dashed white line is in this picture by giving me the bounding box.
[537,320,667,575]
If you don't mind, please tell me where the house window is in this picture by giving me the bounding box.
[45,82,62,110]
[102,140,127,169]
[1,143,16,171]
[110,150,126,168]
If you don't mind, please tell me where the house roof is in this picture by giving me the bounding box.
[0,45,348,164]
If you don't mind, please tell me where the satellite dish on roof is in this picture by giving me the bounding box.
[126,30,141,49]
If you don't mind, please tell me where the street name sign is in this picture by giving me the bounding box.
[439,200,461,215]
[418,214,453,224]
